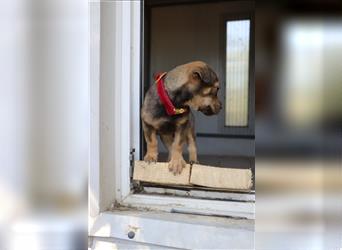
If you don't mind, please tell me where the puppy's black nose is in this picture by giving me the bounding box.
[219,102,223,110]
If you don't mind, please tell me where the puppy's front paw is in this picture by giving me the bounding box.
[168,157,186,175]
[144,153,157,163]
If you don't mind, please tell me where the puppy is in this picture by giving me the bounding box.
[141,61,222,174]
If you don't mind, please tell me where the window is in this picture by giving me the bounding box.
[219,14,254,136]
[225,20,250,127]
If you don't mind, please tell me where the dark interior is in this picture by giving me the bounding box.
[142,0,255,180]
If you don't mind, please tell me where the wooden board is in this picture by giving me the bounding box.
[133,161,253,190]
[190,164,253,190]
[133,161,190,185]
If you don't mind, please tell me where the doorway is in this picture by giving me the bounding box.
[142,0,255,176]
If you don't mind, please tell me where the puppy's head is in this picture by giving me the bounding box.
[165,61,222,115]
[168,61,222,116]
[187,64,222,115]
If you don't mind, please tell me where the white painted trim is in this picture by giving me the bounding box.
[98,1,123,212]
[117,0,132,200]
[89,1,101,217]
[112,0,141,202]
[89,0,140,219]
[131,0,141,163]
[122,194,255,219]
[90,236,178,250]
[89,212,254,250]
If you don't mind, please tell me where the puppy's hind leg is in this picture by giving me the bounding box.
[142,121,158,163]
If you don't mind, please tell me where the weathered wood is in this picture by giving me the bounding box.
[133,161,253,191]
[133,161,190,185]
[190,164,253,190]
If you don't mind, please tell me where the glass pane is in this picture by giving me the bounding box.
[225,20,250,127]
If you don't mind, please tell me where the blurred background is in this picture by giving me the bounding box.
[256,1,342,249]
[0,0,341,249]
[0,0,88,249]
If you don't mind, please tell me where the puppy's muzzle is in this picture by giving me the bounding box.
[200,102,222,116]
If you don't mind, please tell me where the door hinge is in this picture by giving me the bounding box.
[129,148,135,161]
[129,148,135,170]
[129,148,135,189]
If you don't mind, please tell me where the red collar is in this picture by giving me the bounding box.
[155,72,187,116]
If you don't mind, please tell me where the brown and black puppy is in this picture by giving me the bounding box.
[141,61,222,174]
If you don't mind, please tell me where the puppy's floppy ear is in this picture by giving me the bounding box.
[192,65,218,85]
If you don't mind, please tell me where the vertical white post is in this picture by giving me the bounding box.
[117,0,132,199]
[89,0,141,216]
[89,1,101,217]
[131,0,142,166]
[113,0,141,201]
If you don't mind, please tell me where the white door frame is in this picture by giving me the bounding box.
[89,1,254,248]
